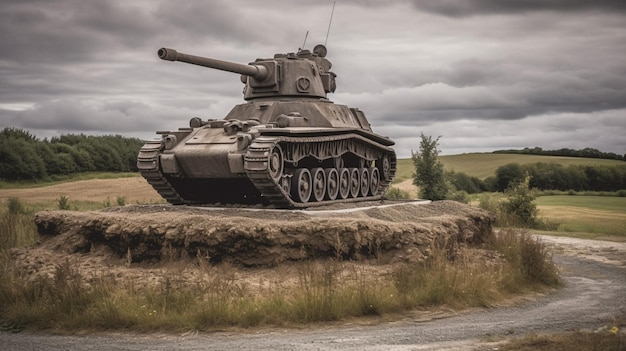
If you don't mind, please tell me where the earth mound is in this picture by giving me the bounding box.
[27,201,493,266]
[11,201,494,289]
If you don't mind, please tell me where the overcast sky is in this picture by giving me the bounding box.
[1,0,625,157]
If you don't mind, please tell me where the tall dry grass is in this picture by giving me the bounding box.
[0,197,560,332]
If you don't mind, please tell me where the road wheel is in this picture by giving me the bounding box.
[359,168,370,197]
[325,168,339,200]
[338,168,350,199]
[369,168,380,195]
[349,168,360,198]
[376,155,391,181]
[312,168,326,202]
[291,168,312,203]
[268,145,284,180]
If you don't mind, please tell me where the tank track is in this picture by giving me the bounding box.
[138,134,396,208]
[244,133,396,208]
[137,140,186,205]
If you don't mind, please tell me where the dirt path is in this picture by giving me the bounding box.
[2,235,625,350]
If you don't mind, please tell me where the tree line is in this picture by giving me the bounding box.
[412,134,626,201]
[446,162,626,194]
[0,127,144,181]
[493,147,625,161]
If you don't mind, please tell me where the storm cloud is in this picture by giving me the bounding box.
[0,0,625,157]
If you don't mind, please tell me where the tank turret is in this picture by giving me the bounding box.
[158,45,336,100]
[138,45,396,208]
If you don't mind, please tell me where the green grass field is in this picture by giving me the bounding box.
[394,155,625,240]
[536,195,626,239]
[395,154,625,181]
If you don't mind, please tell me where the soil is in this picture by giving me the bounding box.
[12,200,494,290]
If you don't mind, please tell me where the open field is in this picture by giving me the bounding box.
[0,174,163,210]
[394,153,625,181]
[536,195,626,240]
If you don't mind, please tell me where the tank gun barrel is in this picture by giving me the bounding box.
[158,48,268,80]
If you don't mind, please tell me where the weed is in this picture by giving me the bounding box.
[58,195,71,210]
[0,199,38,251]
[489,229,561,288]
[7,197,26,215]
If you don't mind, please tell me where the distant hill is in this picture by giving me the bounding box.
[394,153,626,181]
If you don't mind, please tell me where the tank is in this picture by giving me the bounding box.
[137,44,396,208]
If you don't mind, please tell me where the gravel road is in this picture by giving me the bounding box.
[2,235,625,351]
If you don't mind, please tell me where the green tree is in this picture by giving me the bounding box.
[495,163,524,191]
[412,134,448,200]
[446,170,484,194]
[502,175,538,227]
[0,138,46,180]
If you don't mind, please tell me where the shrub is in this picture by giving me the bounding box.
[478,192,503,215]
[502,176,538,228]
[384,187,411,200]
[446,190,470,204]
[58,195,71,210]
[489,229,561,287]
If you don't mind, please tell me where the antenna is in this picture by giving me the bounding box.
[324,1,336,47]
[301,30,309,50]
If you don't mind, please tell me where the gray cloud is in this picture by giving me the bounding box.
[411,0,626,17]
[0,0,624,157]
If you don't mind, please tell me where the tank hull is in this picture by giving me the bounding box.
[138,126,396,208]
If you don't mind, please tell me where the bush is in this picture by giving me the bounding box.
[502,176,538,228]
[446,171,485,194]
[478,192,503,216]
[446,190,470,204]
[384,187,411,200]
[478,177,543,229]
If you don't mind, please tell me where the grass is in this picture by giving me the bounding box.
[0,172,140,190]
[394,154,625,181]
[536,195,626,212]
[536,196,626,240]
[0,197,561,332]
[0,242,557,332]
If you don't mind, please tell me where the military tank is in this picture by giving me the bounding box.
[137,44,396,208]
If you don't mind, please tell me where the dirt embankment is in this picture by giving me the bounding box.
[13,201,494,288]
